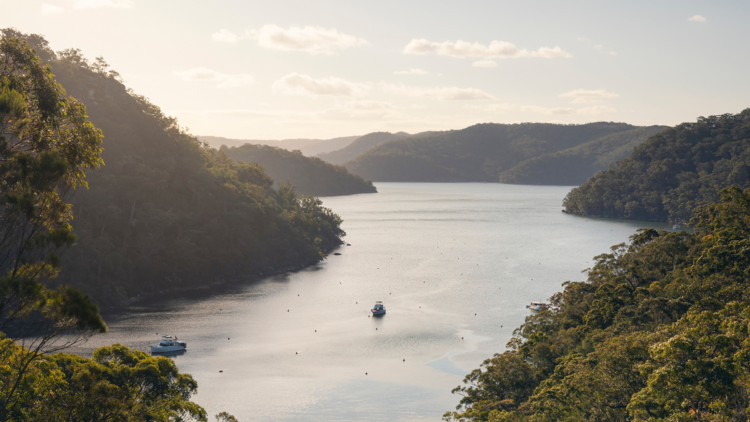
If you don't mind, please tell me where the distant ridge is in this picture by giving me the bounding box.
[221,144,377,197]
[316,132,413,165]
[344,122,642,183]
[199,135,360,156]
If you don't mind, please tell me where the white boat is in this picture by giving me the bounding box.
[673,225,681,230]
[151,336,187,353]
[526,301,549,312]
[371,301,386,316]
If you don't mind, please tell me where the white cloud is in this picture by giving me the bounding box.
[607,51,618,56]
[174,68,254,88]
[41,3,64,13]
[317,100,401,120]
[272,73,369,97]
[257,25,368,55]
[394,68,428,75]
[688,15,706,22]
[472,60,497,68]
[403,38,571,59]
[576,37,588,41]
[382,83,493,101]
[73,0,133,9]
[559,89,619,104]
[212,29,239,43]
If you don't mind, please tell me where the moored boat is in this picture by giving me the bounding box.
[151,335,187,353]
[371,301,386,316]
[526,301,549,312]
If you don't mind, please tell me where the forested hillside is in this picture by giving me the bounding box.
[345,122,638,182]
[13,31,345,308]
[200,134,359,155]
[564,110,750,223]
[446,186,750,421]
[317,131,413,165]
[498,126,668,185]
[221,144,376,196]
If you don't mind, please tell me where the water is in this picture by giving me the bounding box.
[68,183,672,421]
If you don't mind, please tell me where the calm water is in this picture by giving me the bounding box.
[69,183,672,421]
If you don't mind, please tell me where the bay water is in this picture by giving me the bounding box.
[69,183,671,421]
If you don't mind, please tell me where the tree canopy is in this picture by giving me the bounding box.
[564,110,750,223]
[446,186,750,421]
[221,143,376,196]
[344,122,646,183]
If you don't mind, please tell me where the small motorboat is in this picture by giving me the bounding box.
[371,301,386,316]
[526,301,549,312]
[151,336,187,353]
[673,225,681,230]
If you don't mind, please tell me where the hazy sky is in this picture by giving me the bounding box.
[7,0,750,139]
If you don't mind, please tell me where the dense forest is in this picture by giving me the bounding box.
[317,131,414,165]
[0,32,235,421]
[498,126,668,185]
[564,110,750,223]
[446,186,750,422]
[9,30,346,309]
[221,143,376,196]
[344,122,641,182]
[200,134,359,156]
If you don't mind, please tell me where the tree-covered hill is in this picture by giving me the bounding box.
[446,186,750,421]
[200,134,359,156]
[316,131,414,165]
[564,110,750,223]
[345,122,639,182]
[498,126,669,185]
[221,143,376,196]
[10,30,345,308]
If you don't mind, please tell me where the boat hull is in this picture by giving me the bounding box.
[151,344,186,353]
[371,310,386,316]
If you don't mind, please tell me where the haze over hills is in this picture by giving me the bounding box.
[564,109,750,223]
[344,122,645,183]
[199,135,359,156]
[221,144,377,196]
[316,131,414,165]
[10,31,345,308]
[498,125,669,185]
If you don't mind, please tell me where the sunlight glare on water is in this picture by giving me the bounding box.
[70,183,673,421]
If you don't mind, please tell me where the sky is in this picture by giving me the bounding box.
[5,0,750,139]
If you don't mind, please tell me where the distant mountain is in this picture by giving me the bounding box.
[316,132,413,165]
[199,135,360,156]
[564,110,750,223]
[498,126,669,185]
[221,144,377,196]
[344,122,641,182]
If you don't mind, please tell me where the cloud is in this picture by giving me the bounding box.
[472,60,497,68]
[41,3,64,13]
[317,100,401,120]
[382,83,493,101]
[73,0,133,9]
[272,73,369,97]
[576,37,588,41]
[212,29,239,43]
[403,38,571,59]
[559,89,619,104]
[394,68,428,75]
[688,15,706,22]
[257,25,368,55]
[174,68,254,88]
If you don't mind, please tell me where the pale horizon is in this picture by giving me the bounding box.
[7,0,750,139]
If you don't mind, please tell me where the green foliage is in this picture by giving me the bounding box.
[498,126,669,185]
[446,187,750,421]
[344,123,643,182]
[221,143,376,196]
[16,39,346,308]
[564,110,750,223]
